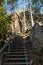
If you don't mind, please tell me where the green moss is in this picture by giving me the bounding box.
[32,47,41,55]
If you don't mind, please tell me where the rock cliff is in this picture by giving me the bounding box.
[30,23,43,51]
[8,11,43,34]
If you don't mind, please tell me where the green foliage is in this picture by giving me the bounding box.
[8,0,18,3]
[40,0,43,6]
[32,0,38,4]
[0,6,9,33]
[31,0,41,13]
[32,5,40,13]
[0,0,6,5]
[0,1,9,47]
[27,0,43,14]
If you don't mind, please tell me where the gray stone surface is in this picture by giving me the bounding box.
[30,23,43,51]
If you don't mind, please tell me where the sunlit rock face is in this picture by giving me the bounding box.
[14,13,21,33]
[8,12,21,34]
[16,9,32,33]
[19,11,31,33]
[8,11,32,34]
[30,23,43,51]
[8,10,43,35]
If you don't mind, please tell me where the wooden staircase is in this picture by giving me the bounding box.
[0,36,33,65]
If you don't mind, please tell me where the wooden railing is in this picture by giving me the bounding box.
[0,32,16,65]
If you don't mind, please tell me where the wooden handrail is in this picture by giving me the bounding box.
[0,24,20,53]
[0,33,16,53]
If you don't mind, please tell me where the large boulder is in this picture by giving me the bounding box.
[30,23,43,51]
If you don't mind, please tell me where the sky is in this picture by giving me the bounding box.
[6,0,23,13]
[6,0,28,13]
[4,0,43,14]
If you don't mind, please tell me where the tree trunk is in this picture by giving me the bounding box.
[30,4,34,27]
[12,22,14,33]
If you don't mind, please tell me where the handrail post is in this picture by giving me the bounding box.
[42,57,43,65]
[8,42,10,52]
[0,53,3,65]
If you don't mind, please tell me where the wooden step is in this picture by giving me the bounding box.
[11,49,26,50]
[3,59,26,63]
[4,61,33,65]
[3,52,27,54]
[11,49,27,51]
[4,58,28,60]
[13,47,24,49]
[5,54,26,57]
[4,55,25,58]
